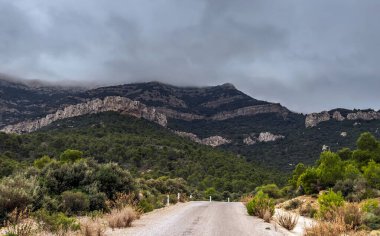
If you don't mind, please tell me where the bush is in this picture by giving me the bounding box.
[60,191,90,215]
[60,149,83,163]
[33,209,80,233]
[246,191,275,221]
[275,211,298,230]
[4,208,34,236]
[362,212,380,230]
[297,168,320,194]
[33,155,53,169]
[339,203,362,230]
[318,189,344,218]
[299,203,317,218]
[317,151,343,188]
[106,207,138,229]
[255,184,282,199]
[138,199,154,213]
[362,160,380,189]
[361,199,379,214]
[284,199,302,210]
[80,217,106,236]
[0,174,37,223]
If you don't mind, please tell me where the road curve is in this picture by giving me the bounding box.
[105,201,290,236]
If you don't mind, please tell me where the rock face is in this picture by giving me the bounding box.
[1,96,167,134]
[305,110,380,127]
[158,104,288,122]
[305,111,331,128]
[243,132,284,145]
[347,111,380,120]
[333,111,345,121]
[174,131,231,147]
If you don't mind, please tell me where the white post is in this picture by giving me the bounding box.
[190,194,192,199]
[167,195,170,206]
[228,198,230,202]
[209,196,212,202]
[177,193,180,201]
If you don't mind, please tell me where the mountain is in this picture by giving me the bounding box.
[2,78,380,172]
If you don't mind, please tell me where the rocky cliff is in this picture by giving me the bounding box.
[174,131,231,147]
[1,96,167,134]
[305,110,380,127]
[243,132,285,145]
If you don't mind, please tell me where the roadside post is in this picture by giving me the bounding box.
[228,198,230,202]
[167,194,170,206]
[209,196,212,202]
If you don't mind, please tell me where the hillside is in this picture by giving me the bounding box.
[2,78,380,172]
[0,112,284,192]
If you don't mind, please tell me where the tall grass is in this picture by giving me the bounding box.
[275,211,299,230]
[106,206,138,230]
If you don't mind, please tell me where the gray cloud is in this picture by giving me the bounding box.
[0,0,379,112]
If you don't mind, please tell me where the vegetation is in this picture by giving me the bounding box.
[275,212,298,230]
[246,191,275,222]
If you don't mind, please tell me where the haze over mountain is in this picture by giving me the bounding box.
[1,1,380,112]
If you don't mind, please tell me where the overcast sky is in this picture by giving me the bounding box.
[0,0,379,112]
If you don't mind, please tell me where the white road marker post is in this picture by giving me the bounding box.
[228,198,230,202]
[177,193,180,202]
[167,195,170,206]
[209,196,212,202]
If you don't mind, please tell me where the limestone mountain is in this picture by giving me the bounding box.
[2,78,380,172]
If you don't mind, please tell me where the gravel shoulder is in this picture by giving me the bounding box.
[105,201,291,236]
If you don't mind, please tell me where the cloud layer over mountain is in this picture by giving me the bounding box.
[1,0,380,112]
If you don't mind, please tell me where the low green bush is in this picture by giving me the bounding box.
[318,189,344,218]
[246,191,275,220]
[33,209,80,233]
[362,199,379,214]
[60,191,90,215]
[284,199,302,210]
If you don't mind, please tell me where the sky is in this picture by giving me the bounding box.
[0,0,380,113]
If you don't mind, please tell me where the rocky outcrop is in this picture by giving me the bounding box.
[211,104,289,121]
[332,111,345,121]
[306,110,380,128]
[305,111,331,128]
[347,111,380,120]
[243,132,284,145]
[1,96,167,134]
[159,104,289,122]
[174,131,231,147]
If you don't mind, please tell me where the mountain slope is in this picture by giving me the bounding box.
[0,112,285,192]
[2,78,380,172]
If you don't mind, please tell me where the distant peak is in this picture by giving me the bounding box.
[219,83,236,89]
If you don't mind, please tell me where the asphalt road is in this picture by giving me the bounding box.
[106,201,291,236]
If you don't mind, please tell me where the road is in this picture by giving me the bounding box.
[105,201,292,236]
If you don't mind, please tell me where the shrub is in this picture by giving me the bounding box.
[33,209,80,233]
[297,168,320,194]
[106,207,138,229]
[362,160,380,189]
[138,199,154,213]
[255,184,282,199]
[305,218,347,236]
[361,199,379,213]
[60,149,83,163]
[339,203,362,230]
[0,174,37,223]
[80,217,106,236]
[60,191,90,215]
[33,155,53,169]
[4,208,34,236]
[318,189,344,219]
[275,211,299,230]
[299,203,317,218]
[362,212,380,230]
[284,199,302,210]
[246,191,275,221]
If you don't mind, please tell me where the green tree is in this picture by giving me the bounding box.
[289,163,306,188]
[60,149,83,163]
[357,132,379,151]
[337,148,352,161]
[297,168,319,194]
[318,189,344,217]
[317,151,343,187]
[34,155,53,169]
[362,160,380,189]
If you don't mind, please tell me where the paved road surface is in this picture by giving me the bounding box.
[106,201,291,236]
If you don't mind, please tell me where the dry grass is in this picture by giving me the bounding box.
[3,208,36,236]
[259,209,272,223]
[79,218,106,236]
[275,211,299,230]
[106,206,138,230]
